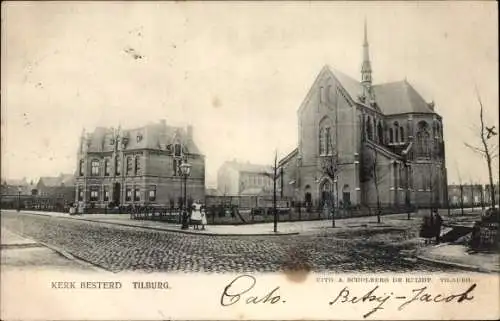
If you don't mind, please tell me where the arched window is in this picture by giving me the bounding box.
[435,122,441,139]
[319,117,333,156]
[377,122,384,144]
[135,156,142,175]
[416,121,431,157]
[325,127,332,155]
[394,122,399,142]
[91,159,100,176]
[389,128,394,143]
[319,86,324,103]
[366,117,373,141]
[319,127,326,155]
[400,126,404,142]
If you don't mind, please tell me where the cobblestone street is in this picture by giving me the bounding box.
[1,211,457,273]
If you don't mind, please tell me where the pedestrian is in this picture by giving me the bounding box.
[420,214,433,244]
[190,201,202,230]
[200,205,207,230]
[433,209,443,244]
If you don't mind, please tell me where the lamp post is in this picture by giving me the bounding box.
[179,160,192,230]
[17,186,21,212]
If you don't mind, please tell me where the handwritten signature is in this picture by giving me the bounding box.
[220,274,285,306]
[329,283,477,318]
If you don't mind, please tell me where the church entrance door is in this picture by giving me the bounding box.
[320,180,333,208]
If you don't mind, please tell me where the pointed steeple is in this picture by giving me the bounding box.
[361,18,373,100]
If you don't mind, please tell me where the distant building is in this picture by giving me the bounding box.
[279,22,447,208]
[448,183,499,207]
[35,173,75,203]
[75,120,205,209]
[0,178,33,195]
[205,187,223,197]
[217,160,274,196]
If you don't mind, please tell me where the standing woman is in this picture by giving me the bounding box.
[190,201,202,230]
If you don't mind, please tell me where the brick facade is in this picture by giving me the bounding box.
[279,26,447,209]
[75,120,205,209]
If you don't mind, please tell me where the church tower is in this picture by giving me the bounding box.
[361,19,374,102]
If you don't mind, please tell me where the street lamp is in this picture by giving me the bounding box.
[179,160,192,230]
[17,186,22,212]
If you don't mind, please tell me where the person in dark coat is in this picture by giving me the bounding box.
[433,209,443,244]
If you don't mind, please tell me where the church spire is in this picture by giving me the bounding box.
[361,19,373,100]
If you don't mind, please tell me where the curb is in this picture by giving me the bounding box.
[2,228,108,273]
[19,212,300,237]
[37,240,110,273]
[416,252,498,274]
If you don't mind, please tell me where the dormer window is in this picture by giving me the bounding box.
[136,133,143,143]
[110,138,115,145]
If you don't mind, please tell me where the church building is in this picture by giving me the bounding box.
[279,22,448,209]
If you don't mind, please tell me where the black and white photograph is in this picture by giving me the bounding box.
[1,1,499,320]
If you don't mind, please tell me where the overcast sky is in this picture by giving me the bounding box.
[2,1,498,187]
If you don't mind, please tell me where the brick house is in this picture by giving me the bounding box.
[75,120,205,209]
[36,174,76,203]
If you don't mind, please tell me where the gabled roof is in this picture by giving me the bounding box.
[329,67,363,102]
[297,65,436,116]
[38,173,75,187]
[85,120,202,155]
[205,188,223,196]
[373,80,435,115]
[278,148,298,167]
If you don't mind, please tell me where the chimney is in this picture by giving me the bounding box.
[187,125,193,140]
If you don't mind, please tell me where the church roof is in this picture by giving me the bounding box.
[329,67,363,102]
[373,80,435,115]
[323,66,435,115]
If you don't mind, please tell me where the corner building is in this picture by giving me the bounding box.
[75,120,205,209]
[279,23,448,209]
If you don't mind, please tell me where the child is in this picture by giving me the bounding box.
[201,206,207,230]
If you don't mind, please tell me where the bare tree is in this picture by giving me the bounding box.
[456,161,465,215]
[360,146,389,223]
[464,89,499,209]
[262,150,282,232]
[320,148,341,227]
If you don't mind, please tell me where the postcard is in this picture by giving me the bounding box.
[1,1,499,320]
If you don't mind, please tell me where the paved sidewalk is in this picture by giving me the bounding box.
[417,243,500,273]
[1,227,39,248]
[1,226,93,271]
[5,209,424,236]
